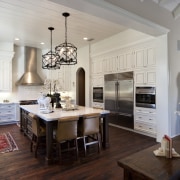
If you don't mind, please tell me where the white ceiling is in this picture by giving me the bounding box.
[0,0,179,50]
[0,0,127,50]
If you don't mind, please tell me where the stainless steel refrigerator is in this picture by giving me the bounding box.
[104,71,134,129]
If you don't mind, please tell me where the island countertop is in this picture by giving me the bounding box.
[20,104,110,122]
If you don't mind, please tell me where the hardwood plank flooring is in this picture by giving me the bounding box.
[0,124,157,180]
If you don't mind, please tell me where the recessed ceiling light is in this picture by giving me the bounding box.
[14,38,20,41]
[40,42,45,45]
[83,37,94,41]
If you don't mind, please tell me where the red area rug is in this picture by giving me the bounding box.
[0,132,18,153]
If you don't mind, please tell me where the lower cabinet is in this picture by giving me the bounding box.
[134,107,156,137]
[20,108,46,140]
[0,103,19,125]
[20,108,33,139]
[92,102,104,109]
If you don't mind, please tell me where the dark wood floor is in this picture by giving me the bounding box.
[0,124,157,180]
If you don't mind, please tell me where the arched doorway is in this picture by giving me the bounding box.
[76,68,85,106]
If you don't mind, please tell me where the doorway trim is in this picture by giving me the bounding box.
[76,67,85,106]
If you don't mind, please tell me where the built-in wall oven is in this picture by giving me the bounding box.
[136,87,156,109]
[93,87,103,103]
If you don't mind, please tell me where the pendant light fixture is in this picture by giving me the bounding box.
[55,12,77,65]
[42,27,60,69]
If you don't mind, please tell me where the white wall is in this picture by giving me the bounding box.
[155,34,169,141]
[71,45,90,106]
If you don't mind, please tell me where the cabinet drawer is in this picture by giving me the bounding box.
[135,108,156,115]
[0,114,15,121]
[135,114,156,124]
[0,104,15,109]
[0,109,15,115]
[134,121,156,134]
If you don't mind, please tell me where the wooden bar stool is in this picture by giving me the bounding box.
[78,113,101,156]
[55,116,79,163]
[29,113,46,158]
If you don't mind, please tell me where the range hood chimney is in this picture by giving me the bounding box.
[16,46,44,86]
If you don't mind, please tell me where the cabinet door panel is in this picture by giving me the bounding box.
[147,71,156,84]
[126,52,134,69]
[135,49,144,68]
[135,71,145,84]
[117,54,125,71]
[0,60,12,91]
[147,48,155,66]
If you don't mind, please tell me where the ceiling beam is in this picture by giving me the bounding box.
[172,3,180,20]
[159,0,171,5]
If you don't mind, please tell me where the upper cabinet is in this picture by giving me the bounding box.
[135,47,156,69]
[91,44,156,87]
[134,47,156,85]
[92,58,103,75]
[0,51,14,92]
[135,69,156,85]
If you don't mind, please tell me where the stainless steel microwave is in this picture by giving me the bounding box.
[135,87,156,109]
[93,87,103,103]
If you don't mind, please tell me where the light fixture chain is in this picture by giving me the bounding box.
[50,29,52,66]
[65,15,67,44]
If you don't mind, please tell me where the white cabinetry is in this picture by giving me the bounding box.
[92,75,104,87]
[135,47,155,68]
[49,66,71,91]
[125,50,134,70]
[92,58,103,75]
[92,102,104,109]
[0,58,13,92]
[134,47,156,86]
[92,58,104,87]
[134,107,156,137]
[0,103,18,125]
[135,69,156,85]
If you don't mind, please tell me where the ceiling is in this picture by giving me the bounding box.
[0,0,127,50]
[152,0,180,19]
[152,0,180,11]
[0,0,179,50]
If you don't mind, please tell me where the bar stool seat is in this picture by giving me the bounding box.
[54,115,79,163]
[78,113,101,156]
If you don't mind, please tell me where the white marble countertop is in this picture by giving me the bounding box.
[20,104,110,122]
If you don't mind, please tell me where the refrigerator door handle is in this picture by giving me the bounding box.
[115,81,119,109]
[118,112,133,117]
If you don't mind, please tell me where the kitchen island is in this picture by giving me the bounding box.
[20,104,110,164]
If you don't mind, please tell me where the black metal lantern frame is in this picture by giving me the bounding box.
[42,27,61,69]
[55,12,77,65]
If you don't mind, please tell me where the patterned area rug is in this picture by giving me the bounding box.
[0,132,19,153]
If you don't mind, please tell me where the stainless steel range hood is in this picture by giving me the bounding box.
[16,46,44,86]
